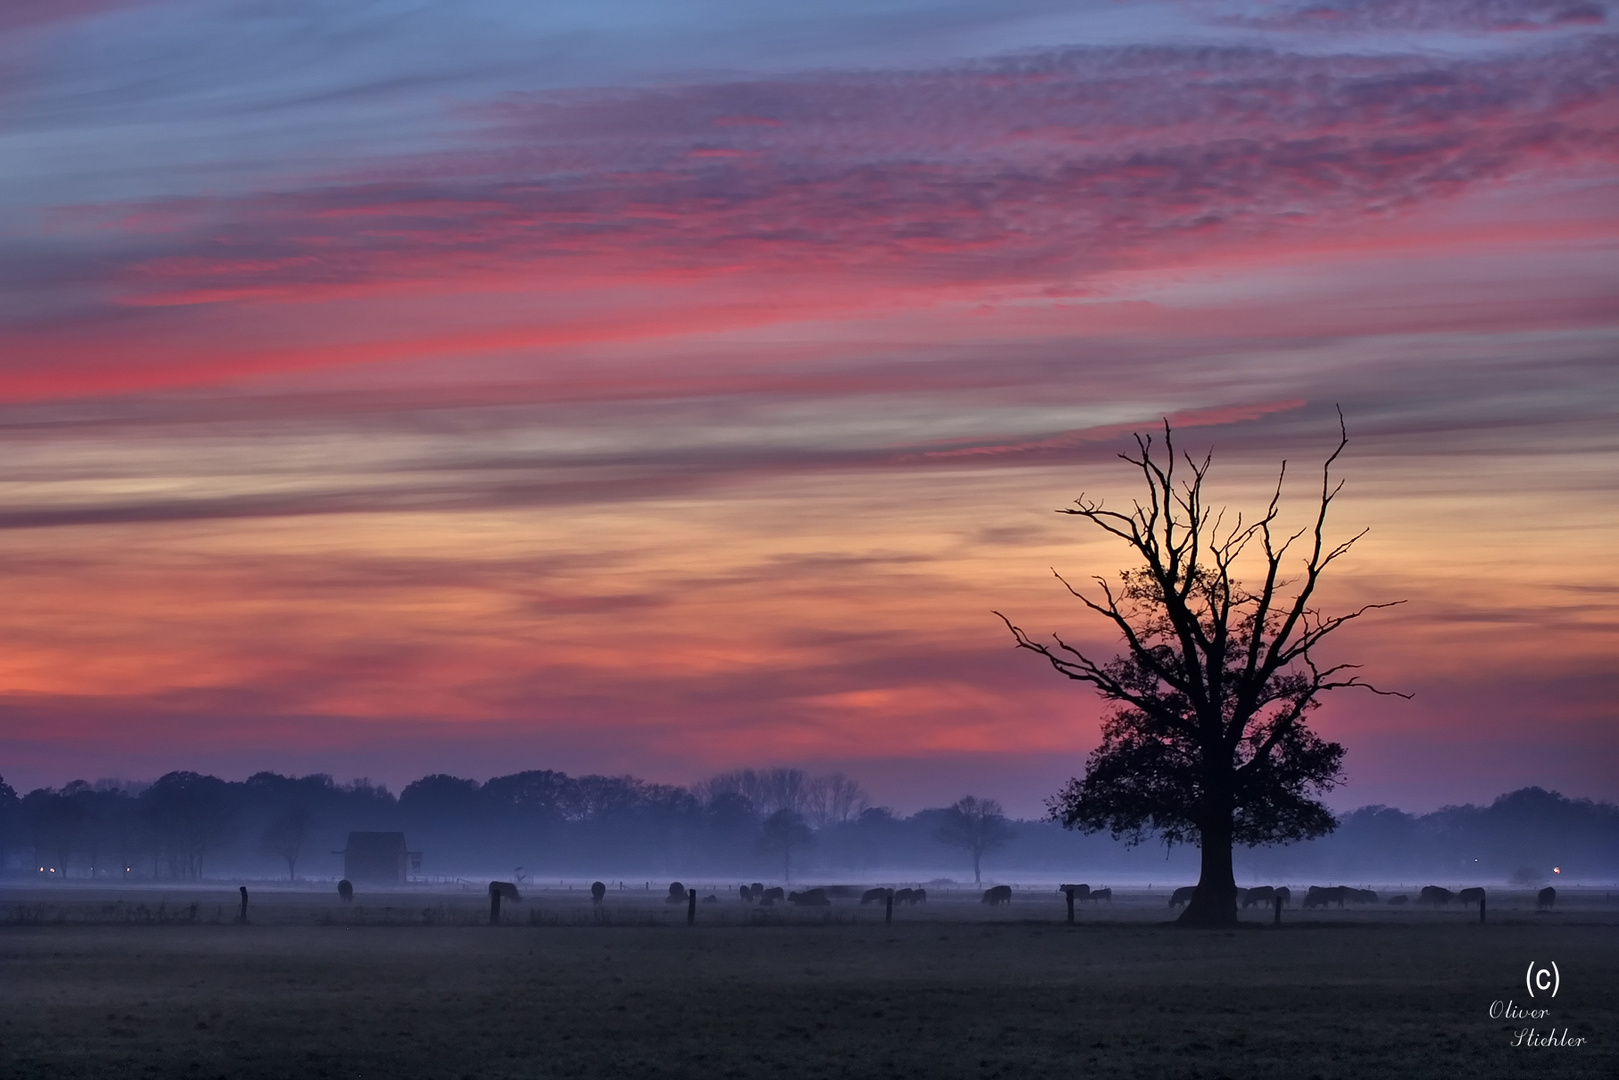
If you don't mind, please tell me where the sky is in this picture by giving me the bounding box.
[1,0,1615,817]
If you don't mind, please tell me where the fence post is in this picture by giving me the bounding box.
[1480,893,1486,925]
[1065,887,1075,925]
[687,888,697,926]
[238,886,248,924]
[1273,894,1282,926]
[489,882,501,925]
[885,893,893,926]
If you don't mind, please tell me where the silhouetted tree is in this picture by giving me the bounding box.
[998,415,1405,927]
[561,775,645,823]
[64,781,136,880]
[0,774,16,868]
[259,805,313,880]
[933,796,1014,885]
[22,785,85,876]
[804,772,871,830]
[400,774,484,820]
[139,771,235,879]
[482,769,571,825]
[696,768,812,817]
[758,808,815,882]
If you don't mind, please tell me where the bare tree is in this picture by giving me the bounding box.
[996,414,1405,927]
[757,809,815,882]
[259,805,313,881]
[695,768,812,817]
[933,796,1014,886]
[803,773,871,830]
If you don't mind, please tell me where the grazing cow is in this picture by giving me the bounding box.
[861,888,893,905]
[702,894,718,903]
[590,881,606,903]
[982,885,1012,905]
[1387,894,1409,905]
[892,888,915,905]
[1419,886,1454,906]
[913,888,927,904]
[1242,886,1275,909]
[1537,887,1556,911]
[1169,886,1196,908]
[666,882,688,905]
[749,883,765,900]
[760,887,785,905]
[787,888,830,906]
[337,879,353,903]
[1353,889,1378,905]
[1090,888,1112,903]
[1303,886,1350,909]
[739,885,753,903]
[1274,887,1291,908]
[1457,887,1486,908]
[1059,884,1090,902]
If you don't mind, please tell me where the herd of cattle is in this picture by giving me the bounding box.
[351,878,1562,913]
[1157,883,1558,910]
[652,882,934,907]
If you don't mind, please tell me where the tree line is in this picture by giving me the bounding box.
[0,767,1018,883]
[1,768,1612,884]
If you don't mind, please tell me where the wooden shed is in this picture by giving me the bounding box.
[338,831,416,884]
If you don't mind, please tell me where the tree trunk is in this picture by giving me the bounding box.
[1177,817,1239,927]
[973,851,981,886]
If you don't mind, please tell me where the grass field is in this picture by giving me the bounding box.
[2,884,1613,1079]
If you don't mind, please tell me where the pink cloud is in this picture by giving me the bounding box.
[8,36,1605,339]
[1201,0,1609,33]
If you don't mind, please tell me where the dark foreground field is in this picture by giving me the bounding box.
[2,888,1614,1079]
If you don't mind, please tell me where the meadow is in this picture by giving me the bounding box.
[2,883,1614,1079]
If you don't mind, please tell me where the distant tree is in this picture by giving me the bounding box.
[696,768,812,818]
[139,772,236,879]
[482,770,572,823]
[758,809,815,882]
[804,773,871,831]
[703,791,760,865]
[997,415,1405,926]
[933,796,1014,885]
[0,774,16,868]
[259,805,314,881]
[22,786,86,876]
[857,806,897,827]
[555,775,642,823]
[399,774,484,818]
[65,781,135,880]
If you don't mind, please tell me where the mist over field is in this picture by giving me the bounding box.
[5,768,1613,888]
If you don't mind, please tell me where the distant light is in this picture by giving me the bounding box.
[1554,867,1561,874]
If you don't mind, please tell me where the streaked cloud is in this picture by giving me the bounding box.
[0,2,1614,813]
